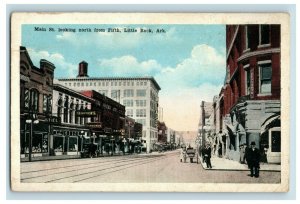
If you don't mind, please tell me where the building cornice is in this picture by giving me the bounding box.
[237,48,280,63]
[58,76,161,91]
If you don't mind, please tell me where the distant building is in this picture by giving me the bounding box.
[198,101,213,147]
[57,61,161,152]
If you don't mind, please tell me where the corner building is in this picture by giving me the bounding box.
[57,61,161,152]
[224,25,281,163]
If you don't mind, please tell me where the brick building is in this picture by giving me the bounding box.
[20,46,56,159]
[224,25,281,163]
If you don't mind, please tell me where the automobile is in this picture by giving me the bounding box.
[81,143,99,158]
[186,147,196,163]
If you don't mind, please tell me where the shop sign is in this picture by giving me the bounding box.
[47,116,61,125]
[86,122,102,128]
[76,110,97,117]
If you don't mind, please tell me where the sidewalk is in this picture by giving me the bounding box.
[199,155,281,172]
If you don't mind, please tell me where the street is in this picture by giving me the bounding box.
[21,150,280,183]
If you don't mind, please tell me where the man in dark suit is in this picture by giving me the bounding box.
[203,143,212,169]
[247,141,261,177]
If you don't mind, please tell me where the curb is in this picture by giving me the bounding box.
[199,157,281,172]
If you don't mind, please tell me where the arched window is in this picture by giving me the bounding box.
[69,101,74,124]
[57,94,63,118]
[75,102,79,124]
[63,96,69,123]
[80,103,84,125]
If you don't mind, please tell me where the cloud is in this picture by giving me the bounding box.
[155,44,225,90]
[97,55,164,76]
[94,44,225,131]
[27,48,77,77]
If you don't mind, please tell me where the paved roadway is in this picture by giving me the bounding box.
[20,150,280,183]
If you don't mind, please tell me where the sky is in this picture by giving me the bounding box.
[22,24,226,131]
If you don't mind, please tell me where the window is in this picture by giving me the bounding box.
[271,131,281,152]
[136,89,146,97]
[259,63,272,94]
[69,102,74,124]
[245,68,251,95]
[124,89,134,97]
[43,95,48,113]
[259,25,270,45]
[126,109,133,117]
[136,109,146,117]
[98,90,108,96]
[123,100,133,107]
[136,100,146,107]
[24,88,29,110]
[75,102,79,124]
[245,25,250,50]
[63,96,69,123]
[48,95,52,113]
[111,90,120,101]
[57,95,63,118]
[30,89,39,112]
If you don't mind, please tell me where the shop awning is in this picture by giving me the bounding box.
[260,114,281,134]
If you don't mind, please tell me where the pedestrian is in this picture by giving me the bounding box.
[239,144,246,164]
[180,147,187,163]
[218,145,222,158]
[247,141,261,178]
[203,143,212,169]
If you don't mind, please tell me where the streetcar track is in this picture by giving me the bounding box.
[74,154,172,183]
[21,152,179,183]
[21,156,160,180]
[21,154,164,174]
[44,155,172,183]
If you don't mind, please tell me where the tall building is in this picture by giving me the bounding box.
[224,24,281,163]
[57,61,161,152]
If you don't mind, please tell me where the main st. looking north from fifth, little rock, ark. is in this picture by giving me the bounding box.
[19,25,281,183]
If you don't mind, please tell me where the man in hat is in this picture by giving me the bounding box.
[203,143,212,169]
[247,141,261,177]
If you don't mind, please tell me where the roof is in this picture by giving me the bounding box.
[58,76,161,91]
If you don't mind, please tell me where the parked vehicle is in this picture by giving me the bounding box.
[81,143,99,158]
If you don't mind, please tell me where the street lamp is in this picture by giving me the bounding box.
[80,130,84,152]
[25,113,39,162]
[110,135,114,156]
[99,135,106,155]
[92,132,96,144]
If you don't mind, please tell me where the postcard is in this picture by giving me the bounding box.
[11,13,290,192]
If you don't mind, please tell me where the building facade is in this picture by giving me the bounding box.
[224,24,281,163]
[57,61,161,152]
[51,83,93,156]
[20,46,56,159]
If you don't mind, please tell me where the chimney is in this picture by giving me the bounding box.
[77,61,89,77]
